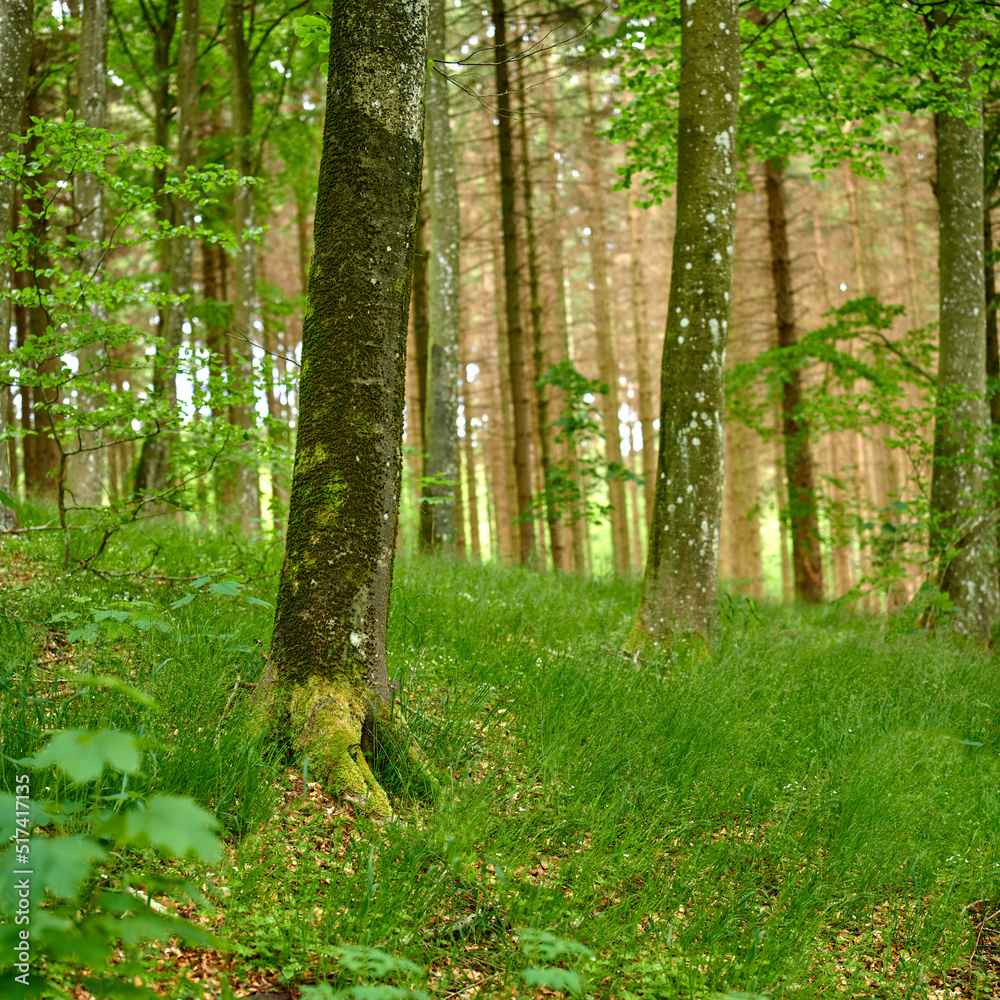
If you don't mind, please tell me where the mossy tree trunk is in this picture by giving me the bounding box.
[262,0,432,820]
[929,79,999,637]
[0,0,32,531]
[636,0,739,640]
[419,0,460,554]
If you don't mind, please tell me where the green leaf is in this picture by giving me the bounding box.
[243,595,273,608]
[0,793,54,842]
[0,488,21,513]
[521,968,582,994]
[190,575,212,588]
[93,609,131,623]
[110,795,221,862]
[209,580,243,597]
[67,623,100,643]
[171,593,196,609]
[0,834,106,904]
[27,729,142,783]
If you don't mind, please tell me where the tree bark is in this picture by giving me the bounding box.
[0,0,31,529]
[516,42,562,572]
[763,158,824,603]
[636,0,739,640]
[628,202,656,530]
[929,89,999,637]
[133,0,178,497]
[584,69,630,577]
[69,0,109,509]
[419,0,460,554]
[226,0,260,532]
[262,0,433,820]
[490,0,535,564]
[541,52,583,573]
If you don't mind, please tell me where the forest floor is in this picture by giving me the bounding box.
[1,518,999,999]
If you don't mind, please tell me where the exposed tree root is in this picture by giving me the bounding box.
[251,674,438,820]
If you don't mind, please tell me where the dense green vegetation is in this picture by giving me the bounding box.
[1,519,998,997]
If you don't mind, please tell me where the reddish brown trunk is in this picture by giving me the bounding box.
[764,159,823,603]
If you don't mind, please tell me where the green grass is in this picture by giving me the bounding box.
[1,518,999,998]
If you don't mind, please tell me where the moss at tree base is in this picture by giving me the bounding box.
[253,673,440,821]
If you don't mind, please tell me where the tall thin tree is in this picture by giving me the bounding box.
[0,0,32,530]
[490,0,535,564]
[420,0,461,553]
[226,0,261,532]
[637,1,739,640]
[73,0,109,508]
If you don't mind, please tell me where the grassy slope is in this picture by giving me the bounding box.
[1,523,999,998]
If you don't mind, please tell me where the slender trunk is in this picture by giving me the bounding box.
[585,70,630,577]
[637,0,739,639]
[628,202,656,530]
[226,0,260,532]
[929,90,998,637]
[490,236,518,560]
[490,0,534,564]
[420,0,461,554]
[203,239,232,517]
[763,159,824,603]
[462,337,481,560]
[541,55,583,573]
[0,0,32,528]
[73,0,110,509]
[133,0,178,496]
[413,192,430,548]
[515,42,562,572]
[811,197,853,597]
[412,194,429,487]
[24,111,60,499]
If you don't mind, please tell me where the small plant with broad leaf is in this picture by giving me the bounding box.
[0,681,221,998]
[518,929,594,996]
[298,946,428,999]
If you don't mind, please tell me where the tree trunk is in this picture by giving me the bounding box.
[462,346,481,560]
[637,0,739,640]
[584,70,630,577]
[262,0,432,819]
[515,45,562,572]
[490,0,535,564]
[72,0,109,509]
[133,0,178,498]
[419,0,460,554]
[412,193,429,480]
[489,235,519,560]
[628,202,656,530]
[811,195,854,597]
[0,0,31,529]
[541,54,583,573]
[763,158,824,603]
[226,0,260,532]
[929,91,999,637]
